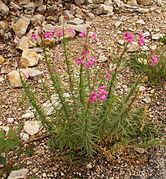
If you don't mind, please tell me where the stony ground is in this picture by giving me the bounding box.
[0,0,166,178]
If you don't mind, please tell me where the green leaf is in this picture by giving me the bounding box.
[7,130,17,139]
[0,131,5,139]
[0,156,6,165]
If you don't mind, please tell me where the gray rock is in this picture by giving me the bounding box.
[152,33,163,40]
[98,54,108,62]
[127,42,140,52]
[7,168,29,179]
[139,86,146,92]
[22,111,35,119]
[24,121,41,135]
[68,18,84,25]
[17,36,30,51]
[7,70,27,88]
[127,0,137,6]
[37,5,47,12]
[11,17,30,37]
[75,0,86,5]
[10,1,21,10]
[35,0,43,7]
[93,4,114,16]
[20,132,29,142]
[31,14,45,26]
[64,10,75,20]
[0,1,9,16]
[143,96,151,103]
[70,24,90,33]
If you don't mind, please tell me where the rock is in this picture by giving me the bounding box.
[0,1,9,16]
[152,33,162,40]
[7,70,28,88]
[0,55,5,65]
[11,17,30,38]
[136,19,145,25]
[93,4,114,16]
[127,0,137,6]
[74,0,86,5]
[98,54,108,62]
[31,14,45,26]
[42,24,56,32]
[20,49,40,67]
[68,18,84,25]
[70,24,90,33]
[17,36,30,51]
[47,4,58,12]
[42,94,60,116]
[86,163,93,169]
[35,0,43,7]
[0,21,8,30]
[37,5,47,12]
[137,0,151,5]
[7,168,29,179]
[0,126,9,132]
[24,2,35,14]
[105,0,113,5]
[139,86,146,92]
[24,121,41,135]
[22,111,34,119]
[10,1,21,10]
[20,132,29,142]
[7,118,15,123]
[127,42,140,52]
[135,147,146,154]
[0,77,4,83]
[115,21,121,28]
[143,96,151,103]
[64,10,75,20]
[23,68,43,78]
[118,39,125,45]
[18,0,30,5]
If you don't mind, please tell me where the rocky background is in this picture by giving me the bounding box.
[0,0,166,179]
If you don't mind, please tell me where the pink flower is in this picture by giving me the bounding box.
[151,55,158,66]
[105,72,111,81]
[57,29,64,38]
[89,32,99,43]
[89,85,108,103]
[81,49,90,56]
[97,86,108,102]
[123,32,134,43]
[31,33,38,41]
[89,91,98,103]
[75,56,84,65]
[79,31,86,38]
[68,27,75,34]
[84,56,96,68]
[105,65,113,81]
[43,31,54,39]
[138,33,145,46]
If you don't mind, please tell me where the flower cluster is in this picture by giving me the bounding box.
[79,31,99,43]
[75,47,96,68]
[151,54,158,66]
[89,86,108,103]
[138,33,145,46]
[123,32,134,43]
[123,31,159,66]
[31,27,76,42]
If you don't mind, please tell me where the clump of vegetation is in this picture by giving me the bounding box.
[20,28,158,156]
[0,129,19,165]
[128,34,166,85]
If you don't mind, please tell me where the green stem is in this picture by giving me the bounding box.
[43,47,69,120]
